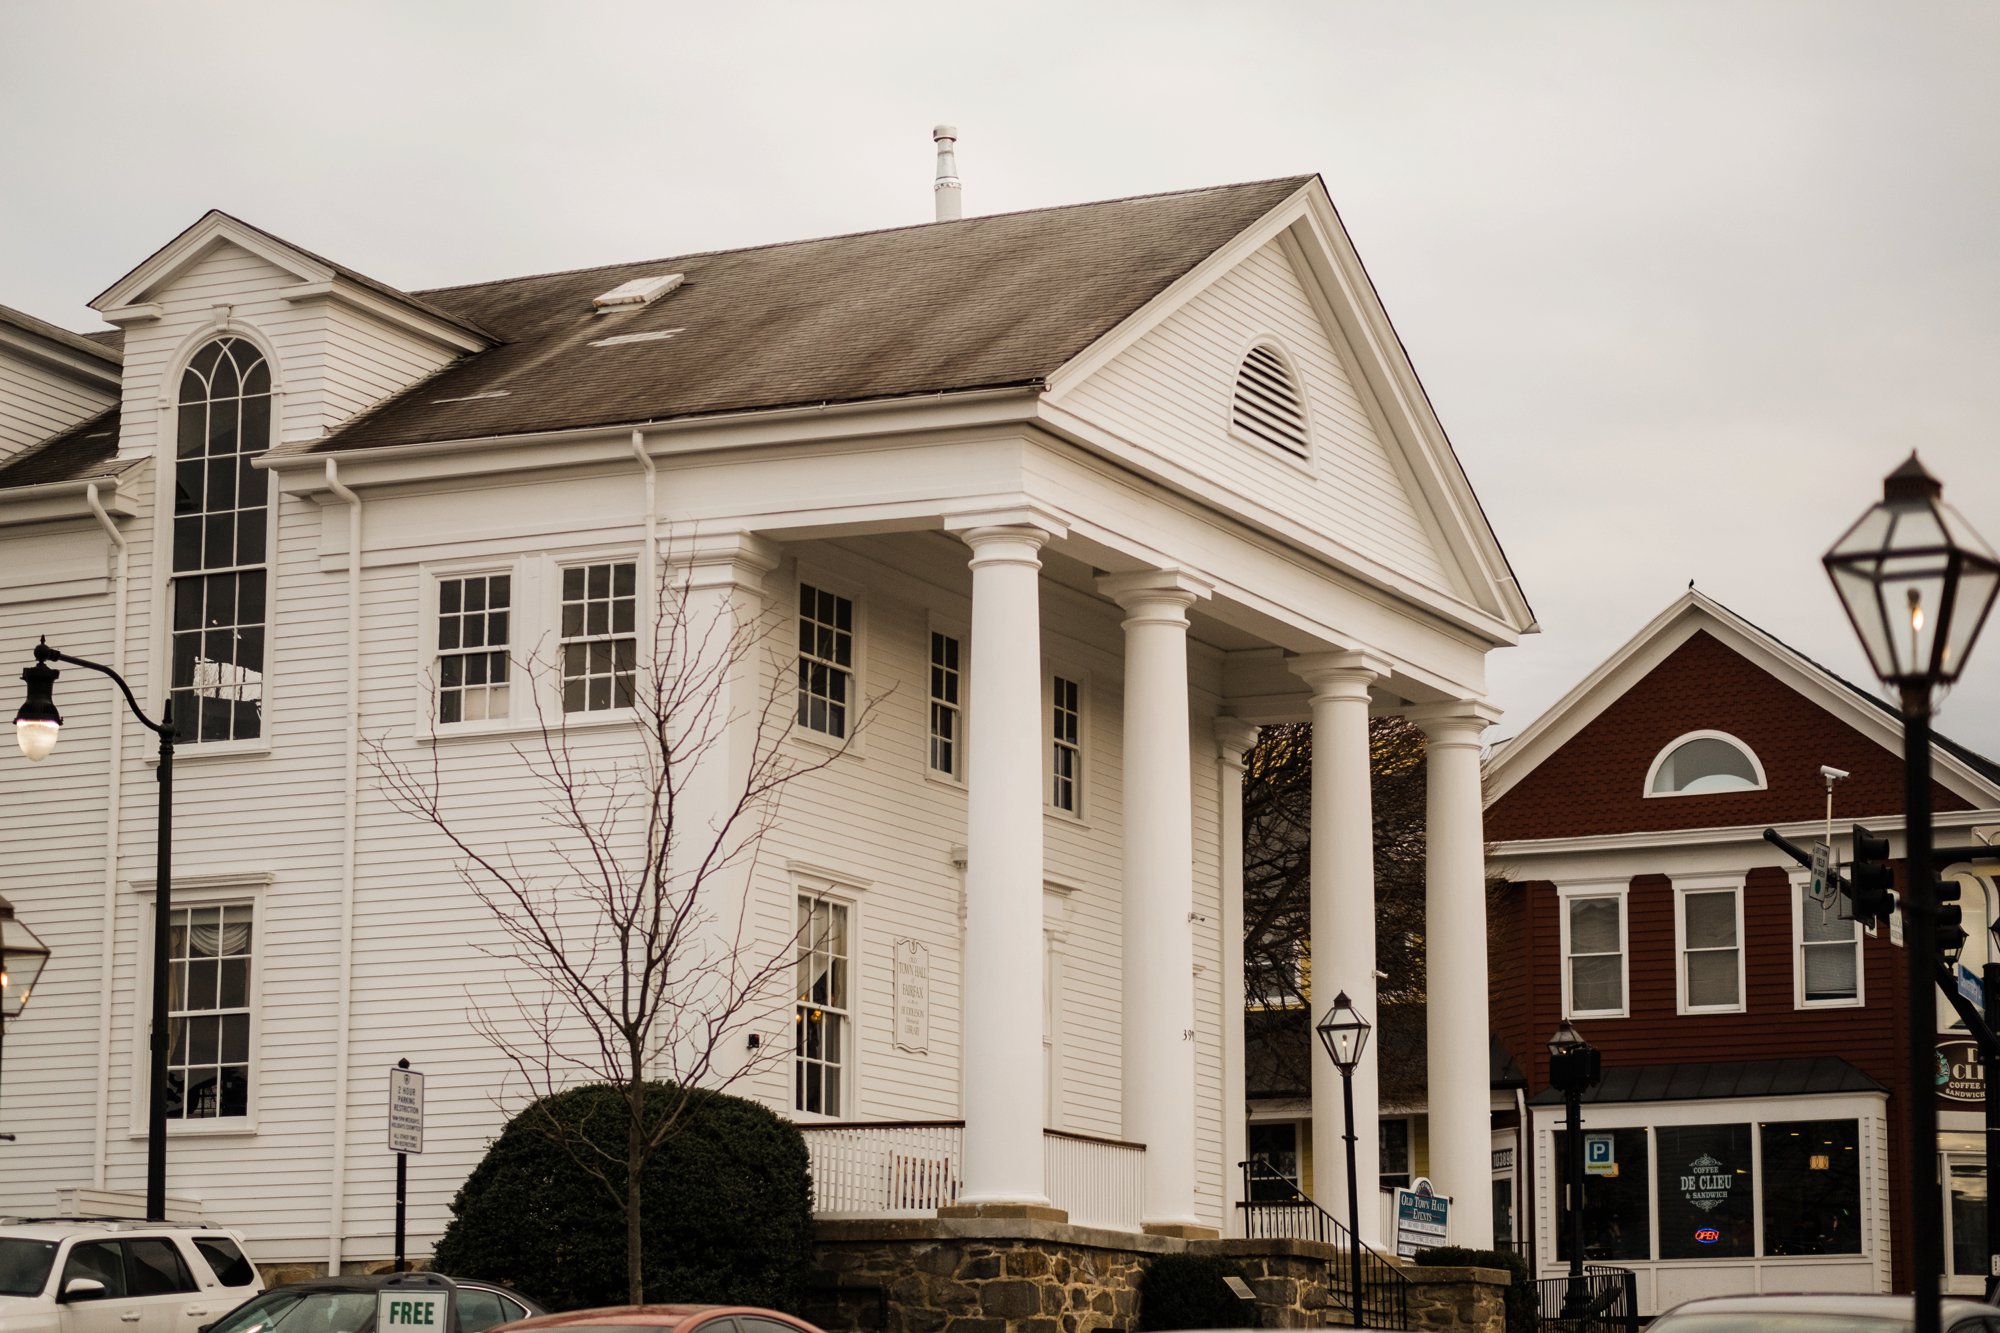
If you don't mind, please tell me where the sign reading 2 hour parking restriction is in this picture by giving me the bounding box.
[388,1065,425,1154]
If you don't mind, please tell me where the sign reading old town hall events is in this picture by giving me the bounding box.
[893,940,930,1054]
[1393,1178,1451,1258]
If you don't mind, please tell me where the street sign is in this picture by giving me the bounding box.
[388,1065,424,1155]
[1809,842,1834,906]
[1392,1178,1451,1259]
[1584,1132,1617,1176]
[376,1289,448,1333]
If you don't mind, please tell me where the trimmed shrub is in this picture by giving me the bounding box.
[433,1082,813,1312]
[1137,1253,1248,1331]
[1413,1246,1534,1333]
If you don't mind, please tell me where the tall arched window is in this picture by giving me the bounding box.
[172,337,271,742]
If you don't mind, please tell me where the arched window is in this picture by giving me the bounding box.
[172,337,271,743]
[1230,342,1309,458]
[1646,731,1766,796]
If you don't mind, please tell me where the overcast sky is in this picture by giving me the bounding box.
[4,1,1997,761]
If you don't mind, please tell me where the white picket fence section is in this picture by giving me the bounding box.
[801,1121,1146,1231]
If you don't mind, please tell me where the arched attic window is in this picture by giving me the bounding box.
[1646,730,1767,796]
[1230,342,1309,458]
[172,336,272,743]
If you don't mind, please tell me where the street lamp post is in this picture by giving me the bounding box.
[1315,991,1372,1331]
[1547,1019,1601,1319]
[1825,455,1999,1333]
[0,895,52,1143]
[14,638,175,1219]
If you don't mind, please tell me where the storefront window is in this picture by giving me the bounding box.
[1657,1123,1754,1259]
[1950,1163,1987,1278]
[1760,1119,1862,1255]
[1555,1128,1651,1261]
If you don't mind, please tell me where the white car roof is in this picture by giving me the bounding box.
[1666,1294,2000,1321]
[0,1221,225,1243]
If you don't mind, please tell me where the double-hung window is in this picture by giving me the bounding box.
[560,561,637,713]
[165,903,253,1120]
[1050,674,1082,813]
[1799,882,1861,1006]
[795,894,850,1115]
[797,584,854,739]
[436,574,511,724]
[1680,885,1744,1012]
[1563,891,1626,1017]
[928,631,962,778]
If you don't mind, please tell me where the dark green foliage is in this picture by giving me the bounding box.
[1413,1247,1534,1333]
[1137,1254,1250,1331]
[433,1082,813,1312]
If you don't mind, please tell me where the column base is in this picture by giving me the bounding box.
[1142,1221,1220,1240]
[938,1201,1070,1224]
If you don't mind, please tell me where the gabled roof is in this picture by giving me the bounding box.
[0,302,122,368]
[0,408,129,489]
[1485,589,2000,812]
[280,176,1315,455]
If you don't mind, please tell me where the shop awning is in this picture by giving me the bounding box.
[1529,1056,1884,1106]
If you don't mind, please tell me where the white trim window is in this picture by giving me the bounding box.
[560,560,638,713]
[1797,879,1862,1008]
[1646,730,1767,797]
[1562,889,1627,1018]
[797,583,854,739]
[928,630,963,779]
[1050,674,1082,813]
[165,903,253,1121]
[1679,884,1746,1013]
[436,572,512,724]
[795,893,851,1116]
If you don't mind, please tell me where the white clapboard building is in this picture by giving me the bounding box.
[0,171,1533,1270]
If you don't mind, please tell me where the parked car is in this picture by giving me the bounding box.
[492,1306,824,1333]
[1648,1294,2000,1333]
[0,1217,263,1333]
[204,1275,541,1333]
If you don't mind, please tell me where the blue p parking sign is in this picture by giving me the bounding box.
[1584,1132,1616,1176]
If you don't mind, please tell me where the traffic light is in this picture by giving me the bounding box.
[1850,824,1897,926]
[1937,878,1968,963]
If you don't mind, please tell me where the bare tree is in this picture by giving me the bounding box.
[369,556,864,1302]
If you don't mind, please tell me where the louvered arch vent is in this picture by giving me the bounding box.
[1231,343,1309,457]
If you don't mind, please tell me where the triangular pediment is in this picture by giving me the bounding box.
[1042,179,1533,643]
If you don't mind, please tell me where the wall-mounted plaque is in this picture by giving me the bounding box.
[894,939,930,1053]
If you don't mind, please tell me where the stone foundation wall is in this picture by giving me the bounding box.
[1401,1266,1509,1333]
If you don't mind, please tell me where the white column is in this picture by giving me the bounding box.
[954,520,1060,1209]
[1409,700,1502,1247]
[1292,651,1389,1245]
[1100,569,1213,1233]
[1215,717,1262,1237]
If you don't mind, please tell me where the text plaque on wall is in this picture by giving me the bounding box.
[894,939,930,1053]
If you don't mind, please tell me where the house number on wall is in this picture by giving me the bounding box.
[894,939,930,1054]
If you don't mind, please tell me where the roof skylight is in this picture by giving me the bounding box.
[592,274,684,311]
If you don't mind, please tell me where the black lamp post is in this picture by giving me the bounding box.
[0,894,52,1144]
[14,638,175,1219]
[1547,1019,1601,1318]
[1825,455,1999,1333]
[1316,991,1371,1331]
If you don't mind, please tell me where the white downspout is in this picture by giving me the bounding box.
[323,459,363,1273]
[86,482,126,1191]
[632,431,658,648]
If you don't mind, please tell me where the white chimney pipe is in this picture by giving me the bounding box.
[932,125,962,221]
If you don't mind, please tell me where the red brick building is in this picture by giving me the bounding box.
[1484,590,2000,1313]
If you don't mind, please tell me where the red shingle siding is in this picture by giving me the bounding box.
[1485,630,1970,843]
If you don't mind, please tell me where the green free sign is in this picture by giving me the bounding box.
[376,1291,450,1332]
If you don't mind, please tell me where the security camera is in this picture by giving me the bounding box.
[1820,765,1851,782]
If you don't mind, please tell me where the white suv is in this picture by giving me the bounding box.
[0,1220,263,1333]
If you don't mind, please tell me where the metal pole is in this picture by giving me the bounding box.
[395,1151,407,1273]
[1985,960,1999,1295]
[1904,686,1941,1333]
[147,713,173,1221]
[1564,1087,1587,1317]
[1341,1068,1363,1330]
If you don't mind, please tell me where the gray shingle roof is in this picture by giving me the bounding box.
[0,407,129,489]
[286,175,1313,454]
[0,302,123,366]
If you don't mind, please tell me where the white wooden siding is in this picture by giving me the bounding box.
[0,347,115,461]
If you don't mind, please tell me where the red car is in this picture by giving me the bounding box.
[494,1307,824,1333]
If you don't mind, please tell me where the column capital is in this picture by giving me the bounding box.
[1096,567,1215,614]
[944,503,1069,547]
[1214,717,1261,766]
[1290,649,1392,701]
[1406,699,1503,745]
[671,530,782,593]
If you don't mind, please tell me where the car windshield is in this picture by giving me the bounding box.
[0,1239,58,1298]
[1653,1315,1906,1333]
[210,1291,381,1333]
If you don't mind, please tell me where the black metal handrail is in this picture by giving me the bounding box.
[1534,1264,1637,1333]
[1236,1157,1410,1330]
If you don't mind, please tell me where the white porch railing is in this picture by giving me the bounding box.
[800,1121,1146,1232]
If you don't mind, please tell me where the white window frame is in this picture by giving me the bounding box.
[1792,871,1864,1010]
[925,616,967,785]
[1045,664,1089,821]
[792,567,864,750]
[432,567,518,728]
[130,876,269,1136]
[1675,876,1748,1015]
[555,556,641,718]
[1644,729,1768,798]
[1558,882,1630,1020]
[791,867,865,1121]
